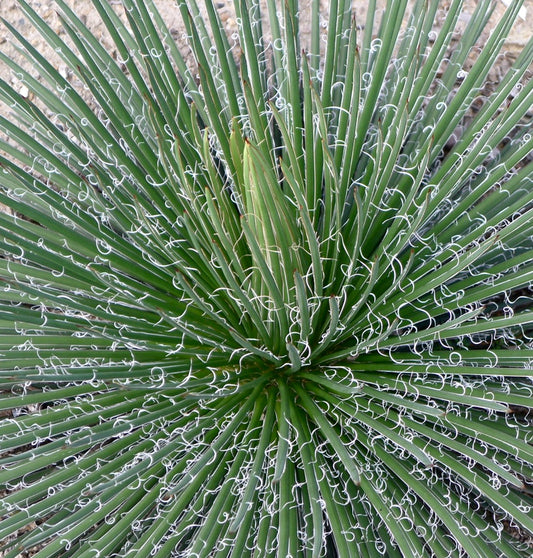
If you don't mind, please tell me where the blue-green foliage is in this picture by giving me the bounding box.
[0,0,531,556]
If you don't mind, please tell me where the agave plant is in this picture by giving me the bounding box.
[0,0,532,555]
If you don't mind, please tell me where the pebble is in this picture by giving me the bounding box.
[58,65,70,80]
[18,84,29,98]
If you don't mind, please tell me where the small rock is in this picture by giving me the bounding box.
[19,84,29,98]
[58,64,69,80]
[500,0,527,20]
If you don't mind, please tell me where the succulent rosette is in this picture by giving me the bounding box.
[0,1,531,556]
